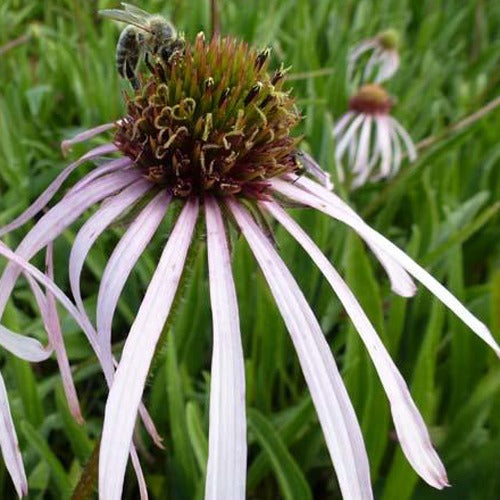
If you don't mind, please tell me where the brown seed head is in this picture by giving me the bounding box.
[115,34,302,199]
[349,84,393,115]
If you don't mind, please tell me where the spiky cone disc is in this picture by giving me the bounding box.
[115,33,302,199]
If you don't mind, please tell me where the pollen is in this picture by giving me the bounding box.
[115,33,302,198]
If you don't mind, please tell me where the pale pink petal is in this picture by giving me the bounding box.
[205,197,246,500]
[67,157,132,196]
[263,200,449,489]
[335,114,365,162]
[130,447,148,500]
[348,39,378,64]
[0,242,101,354]
[69,179,151,317]
[46,244,83,423]
[363,48,381,82]
[333,112,354,138]
[376,51,399,83]
[0,143,118,238]
[0,170,140,318]
[299,151,333,190]
[61,121,121,156]
[347,39,378,80]
[385,122,403,177]
[0,240,161,450]
[138,404,165,450]
[0,373,28,498]
[97,191,170,369]
[271,179,500,357]
[99,200,199,500]
[390,117,417,162]
[352,115,372,175]
[375,115,392,178]
[228,199,373,500]
[0,324,51,362]
[0,243,155,496]
[276,176,417,297]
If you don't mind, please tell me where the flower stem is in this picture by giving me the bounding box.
[71,437,100,500]
[211,0,221,37]
[414,95,500,152]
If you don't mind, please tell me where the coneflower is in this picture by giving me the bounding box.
[334,83,417,188]
[0,33,498,500]
[348,29,400,84]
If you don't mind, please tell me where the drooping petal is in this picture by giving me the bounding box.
[67,157,132,197]
[362,48,381,82]
[390,117,417,161]
[376,51,400,83]
[271,178,500,357]
[0,170,140,318]
[99,199,199,500]
[263,200,449,489]
[299,151,333,190]
[61,122,121,156]
[0,242,155,492]
[388,122,403,176]
[375,116,392,178]
[0,373,28,498]
[0,324,51,362]
[46,244,83,423]
[204,197,246,500]
[0,143,118,238]
[97,191,170,368]
[69,179,151,317]
[333,112,354,139]
[227,199,373,500]
[352,115,372,175]
[277,176,417,297]
[335,114,365,165]
[129,446,148,500]
[0,242,100,353]
[347,39,378,81]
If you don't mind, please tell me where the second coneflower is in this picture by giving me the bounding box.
[334,83,417,188]
[0,33,498,500]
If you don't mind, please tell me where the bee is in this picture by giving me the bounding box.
[99,3,184,89]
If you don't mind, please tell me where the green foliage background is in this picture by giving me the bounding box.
[0,0,499,498]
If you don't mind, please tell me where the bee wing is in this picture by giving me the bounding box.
[121,3,153,19]
[99,9,152,32]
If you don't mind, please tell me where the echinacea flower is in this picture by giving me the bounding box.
[334,83,417,188]
[348,29,400,84]
[0,32,498,500]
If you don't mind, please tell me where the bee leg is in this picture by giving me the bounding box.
[124,60,139,90]
[144,52,155,75]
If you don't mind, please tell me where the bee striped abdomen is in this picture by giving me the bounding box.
[116,25,141,79]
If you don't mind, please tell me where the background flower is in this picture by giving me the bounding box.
[348,29,400,85]
[333,84,417,188]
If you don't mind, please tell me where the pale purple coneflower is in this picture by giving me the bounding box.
[348,29,400,84]
[334,83,417,188]
[0,31,498,500]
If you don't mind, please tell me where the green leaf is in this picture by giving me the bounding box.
[248,408,312,500]
[166,330,198,497]
[248,397,314,488]
[185,401,208,475]
[21,420,72,499]
[55,384,93,464]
